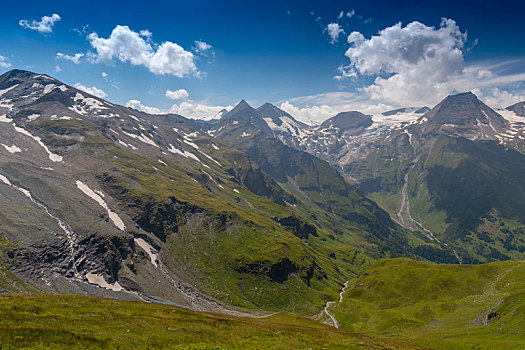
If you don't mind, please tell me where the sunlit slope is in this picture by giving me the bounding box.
[330,258,525,349]
[0,294,426,350]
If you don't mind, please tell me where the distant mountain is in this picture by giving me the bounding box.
[506,100,525,117]
[300,93,525,263]
[319,111,372,135]
[417,91,507,139]
[382,106,429,116]
[204,94,525,264]
[204,100,456,262]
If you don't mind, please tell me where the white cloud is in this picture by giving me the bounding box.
[139,29,152,40]
[193,40,213,54]
[126,99,162,114]
[56,52,84,64]
[19,14,61,33]
[169,101,232,120]
[124,98,232,120]
[325,23,345,44]
[280,92,395,124]
[473,88,525,109]
[0,55,11,68]
[54,65,61,72]
[74,83,107,98]
[101,72,108,78]
[338,10,355,20]
[166,88,189,100]
[344,19,525,107]
[338,18,512,107]
[87,25,198,77]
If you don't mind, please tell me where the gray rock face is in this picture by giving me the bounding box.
[507,101,525,117]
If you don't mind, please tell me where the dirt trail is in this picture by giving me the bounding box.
[324,281,350,328]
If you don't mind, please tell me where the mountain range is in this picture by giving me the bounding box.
[209,91,525,264]
[0,69,524,325]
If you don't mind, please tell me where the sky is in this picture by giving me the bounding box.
[1,0,525,123]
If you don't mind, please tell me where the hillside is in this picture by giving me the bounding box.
[0,293,425,350]
[246,94,525,264]
[205,100,454,262]
[0,69,371,314]
[329,258,525,349]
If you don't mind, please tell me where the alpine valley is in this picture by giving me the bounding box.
[0,69,524,349]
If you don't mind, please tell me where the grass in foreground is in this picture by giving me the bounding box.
[331,258,525,350]
[0,293,425,350]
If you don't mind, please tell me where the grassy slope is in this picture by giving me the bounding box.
[364,136,525,263]
[79,131,369,314]
[330,258,525,349]
[0,294,425,350]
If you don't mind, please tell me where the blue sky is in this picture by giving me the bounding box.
[1,0,525,122]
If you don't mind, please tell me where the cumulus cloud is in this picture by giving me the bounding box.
[126,99,162,114]
[74,83,107,98]
[473,88,525,109]
[166,88,189,100]
[325,23,345,44]
[101,72,108,78]
[124,98,232,120]
[87,25,198,77]
[56,52,84,64]
[193,40,213,54]
[169,101,232,120]
[337,19,525,107]
[336,19,465,106]
[0,55,11,68]
[280,92,395,124]
[19,14,61,33]
[54,65,61,72]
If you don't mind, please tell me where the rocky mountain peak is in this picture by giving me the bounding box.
[506,101,525,117]
[255,102,306,128]
[319,111,372,130]
[256,102,287,118]
[417,91,507,139]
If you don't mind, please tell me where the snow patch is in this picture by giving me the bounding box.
[167,144,205,164]
[76,181,126,231]
[199,151,221,166]
[212,144,219,150]
[122,131,158,148]
[498,109,525,123]
[0,84,18,97]
[134,238,159,267]
[0,100,14,110]
[43,84,56,94]
[183,139,199,149]
[0,115,13,123]
[86,273,124,291]
[1,143,21,153]
[0,174,11,185]
[13,125,63,162]
[27,114,40,121]
[117,139,138,150]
